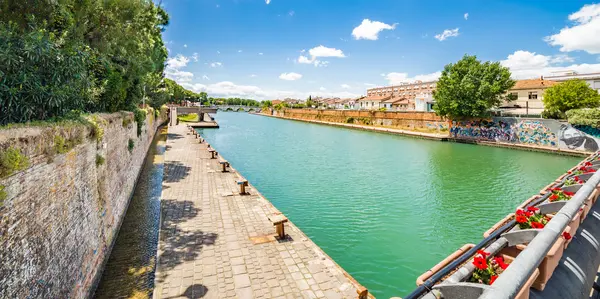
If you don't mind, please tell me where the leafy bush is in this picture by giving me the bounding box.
[134,108,147,137]
[54,135,68,154]
[542,79,600,118]
[128,139,135,153]
[346,117,355,124]
[566,108,600,128]
[0,147,29,178]
[433,54,515,119]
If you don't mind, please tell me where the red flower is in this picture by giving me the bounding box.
[525,211,533,217]
[490,275,498,285]
[531,221,545,229]
[473,256,488,270]
[585,162,592,166]
[492,256,504,264]
[498,261,508,270]
[564,191,575,197]
[549,194,559,202]
[552,187,562,191]
[568,171,572,174]
[515,209,525,216]
[527,206,539,212]
[590,169,597,173]
[563,232,572,240]
[516,215,528,224]
[477,250,490,258]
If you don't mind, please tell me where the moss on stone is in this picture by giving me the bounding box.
[0,185,6,207]
[96,154,105,166]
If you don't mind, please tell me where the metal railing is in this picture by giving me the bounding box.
[478,170,600,299]
[402,153,599,299]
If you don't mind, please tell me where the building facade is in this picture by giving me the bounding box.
[363,80,437,111]
[501,78,558,115]
[545,72,600,93]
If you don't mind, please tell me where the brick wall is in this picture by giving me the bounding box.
[274,109,448,131]
[0,110,166,298]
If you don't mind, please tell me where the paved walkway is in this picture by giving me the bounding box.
[153,124,367,299]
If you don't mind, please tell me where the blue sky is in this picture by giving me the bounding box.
[162,0,600,100]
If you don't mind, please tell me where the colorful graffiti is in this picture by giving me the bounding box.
[451,117,600,152]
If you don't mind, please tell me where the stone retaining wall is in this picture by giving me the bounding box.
[0,110,166,298]
[270,108,448,132]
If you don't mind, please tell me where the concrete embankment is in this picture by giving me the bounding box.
[0,109,167,298]
[153,124,370,299]
[257,111,590,157]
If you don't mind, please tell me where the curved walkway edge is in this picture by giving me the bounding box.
[153,124,370,299]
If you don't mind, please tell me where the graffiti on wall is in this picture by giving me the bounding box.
[451,117,600,152]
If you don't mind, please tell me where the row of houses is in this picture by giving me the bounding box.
[270,71,600,114]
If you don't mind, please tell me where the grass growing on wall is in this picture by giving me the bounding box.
[0,147,29,179]
[0,185,6,207]
[128,139,135,153]
[96,154,105,166]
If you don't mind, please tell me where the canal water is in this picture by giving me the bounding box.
[94,127,166,299]
[195,112,581,298]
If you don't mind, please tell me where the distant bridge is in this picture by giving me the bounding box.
[216,105,260,112]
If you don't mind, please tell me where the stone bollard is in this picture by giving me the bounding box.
[237,180,248,195]
[356,287,369,299]
[208,148,217,159]
[220,161,230,172]
[268,214,288,239]
[199,137,203,143]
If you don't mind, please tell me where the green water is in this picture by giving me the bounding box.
[196,112,581,298]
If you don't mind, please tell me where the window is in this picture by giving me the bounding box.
[508,92,518,100]
[528,91,538,100]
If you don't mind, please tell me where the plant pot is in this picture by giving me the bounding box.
[427,251,539,299]
[416,244,475,286]
[502,255,539,299]
[501,226,571,291]
[517,195,542,210]
[541,184,595,223]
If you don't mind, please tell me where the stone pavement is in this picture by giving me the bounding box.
[153,124,368,299]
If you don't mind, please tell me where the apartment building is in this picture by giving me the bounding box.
[361,80,437,111]
[545,72,600,93]
[501,78,558,115]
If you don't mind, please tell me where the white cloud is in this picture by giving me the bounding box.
[210,62,223,68]
[249,74,257,78]
[165,69,194,82]
[309,45,345,58]
[265,0,271,4]
[545,3,600,54]
[166,54,190,69]
[341,84,351,89]
[279,72,303,81]
[289,11,295,16]
[217,51,220,54]
[435,28,460,41]
[202,75,210,80]
[184,44,188,48]
[464,13,469,20]
[238,50,243,53]
[384,71,442,85]
[259,52,264,55]
[180,81,360,101]
[501,50,600,79]
[364,83,376,87]
[319,87,326,91]
[300,49,306,53]
[165,54,194,82]
[297,45,345,67]
[192,52,198,62]
[352,19,396,40]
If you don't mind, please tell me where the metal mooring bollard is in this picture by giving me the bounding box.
[220,161,230,172]
[237,180,248,195]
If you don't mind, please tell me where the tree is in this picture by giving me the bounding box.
[433,54,515,119]
[542,79,600,119]
[306,96,315,108]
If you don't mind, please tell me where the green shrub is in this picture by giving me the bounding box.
[122,113,133,127]
[96,154,105,166]
[566,108,600,128]
[0,147,29,178]
[346,117,355,124]
[133,108,147,137]
[128,139,135,153]
[88,116,105,143]
[543,79,600,118]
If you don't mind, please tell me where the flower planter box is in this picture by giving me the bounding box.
[483,213,514,238]
[501,226,572,291]
[517,195,542,210]
[540,184,595,224]
[416,244,475,286]
[423,245,539,299]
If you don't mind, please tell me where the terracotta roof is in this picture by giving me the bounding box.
[360,95,390,102]
[511,79,558,90]
[272,100,282,104]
